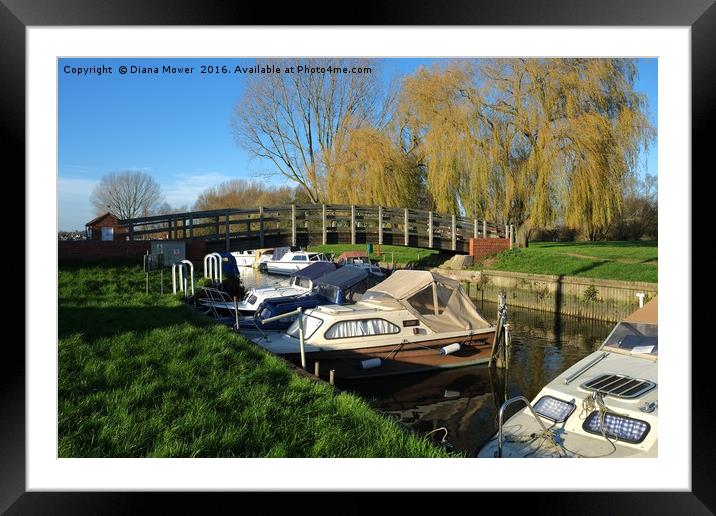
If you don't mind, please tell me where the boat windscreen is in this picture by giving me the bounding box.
[602,322,658,357]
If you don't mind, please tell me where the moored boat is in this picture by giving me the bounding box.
[230,249,257,267]
[335,251,386,280]
[264,250,331,275]
[246,270,497,379]
[477,297,658,458]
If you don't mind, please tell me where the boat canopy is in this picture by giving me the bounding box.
[273,246,291,260]
[363,270,492,332]
[336,251,369,262]
[290,261,336,280]
[316,265,368,290]
[623,296,658,325]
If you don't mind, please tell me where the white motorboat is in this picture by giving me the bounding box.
[230,250,256,267]
[264,250,331,275]
[336,251,385,279]
[200,261,336,315]
[246,270,497,379]
[477,297,658,458]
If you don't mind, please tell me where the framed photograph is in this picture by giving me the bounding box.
[7,0,711,512]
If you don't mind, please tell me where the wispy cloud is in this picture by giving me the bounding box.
[58,177,100,230]
[162,171,236,209]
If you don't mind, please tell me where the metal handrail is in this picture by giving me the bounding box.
[497,396,550,458]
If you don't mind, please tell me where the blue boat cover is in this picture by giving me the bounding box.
[217,251,240,279]
[290,261,336,280]
[316,265,368,289]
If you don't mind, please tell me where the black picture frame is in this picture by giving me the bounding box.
[5,0,711,513]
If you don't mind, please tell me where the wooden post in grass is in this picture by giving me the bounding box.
[329,370,335,386]
[314,361,320,377]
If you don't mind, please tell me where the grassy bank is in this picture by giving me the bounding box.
[308,244,441,267]
[59,265,452,457]
[475,241,657,283]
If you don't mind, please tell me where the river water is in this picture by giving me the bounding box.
[240,267,615,456]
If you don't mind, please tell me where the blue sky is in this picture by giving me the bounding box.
[58,57,657,230]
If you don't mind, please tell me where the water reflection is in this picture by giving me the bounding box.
[238,267,615,456]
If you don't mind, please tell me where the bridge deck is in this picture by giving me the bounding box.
[119,204,512,254]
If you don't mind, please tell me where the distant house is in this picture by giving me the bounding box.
[85,212,123,241]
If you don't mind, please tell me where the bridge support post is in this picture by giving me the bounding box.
[483,220,487,238]
[129,223,134,241]
[225,211,230,251]
[167,220,172,240]
[505,225,509,240]
[509,224,514,249]
[404,208,409,246]
[428,211,433,248]
[378,206,383,245]
[291,204,297,247]
[322,204,327,245]
[259,207,265,248]
[182,218,186,239]
[451,214,457,251]
[189,218,193,239]
[473,219,478,239]
[351,205,356,245]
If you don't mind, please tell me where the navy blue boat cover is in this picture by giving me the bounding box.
[316,265,368,289]
[290,261,336,280]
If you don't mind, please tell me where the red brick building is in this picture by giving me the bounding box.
[85,212,124,241]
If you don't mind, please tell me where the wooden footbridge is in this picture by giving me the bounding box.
[119,204,513,255]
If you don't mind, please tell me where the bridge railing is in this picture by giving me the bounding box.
[118,204,512,252]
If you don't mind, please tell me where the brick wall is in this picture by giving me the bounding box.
[468,237,510,260]
[58,240,150,263]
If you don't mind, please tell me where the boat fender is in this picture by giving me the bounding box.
[360,358,382,369]
[440,343,461,355]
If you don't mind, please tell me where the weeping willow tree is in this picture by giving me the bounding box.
[328,125,424,206]
[398,58,653,244]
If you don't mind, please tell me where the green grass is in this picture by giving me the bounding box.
[308,244,441,267]
[58,264,453,457]
[475,241,657,283]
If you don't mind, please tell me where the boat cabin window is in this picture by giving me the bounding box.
[602,322,658,357]
[324,318,400,339]
[287,314,324,340]
[317,284,340,304]
[406,286,436,315]
[292,276,312,289]
[292,255,308,261]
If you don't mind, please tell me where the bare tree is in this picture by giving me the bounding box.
[90,170,164,219]
[231,59,386,203]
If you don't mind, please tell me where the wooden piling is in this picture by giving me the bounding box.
[314,361,320,377]
[329,370,335,386]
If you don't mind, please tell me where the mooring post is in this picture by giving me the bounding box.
[259,206,265,247]
[291,204,297,247]
[322,204,327,245]
[234,296,239,330]
[225,211,230,251]
[483,220,487,238]
[351,205,356,245]
[329,369,335,386]
[451,214,457,251]
[314,361,320,377]
[428,211,433,248]
[378,206,384,245]
[404,208,409,246]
